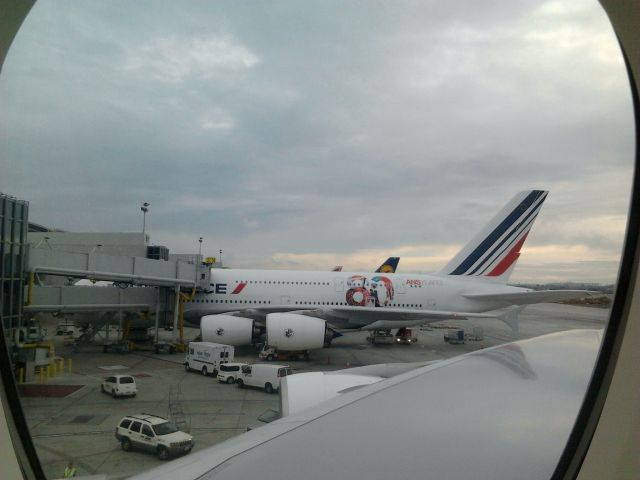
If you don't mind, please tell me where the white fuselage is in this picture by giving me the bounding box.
[184,269,527,327]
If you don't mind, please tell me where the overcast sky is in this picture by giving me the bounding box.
[0,0,634,283]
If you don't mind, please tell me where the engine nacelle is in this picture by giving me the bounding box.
[200,315,258,346]
[266,313,330,350]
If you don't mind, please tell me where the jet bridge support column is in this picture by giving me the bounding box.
[118,288,123,342]
[154,287,160,344]
[172,286,179,342]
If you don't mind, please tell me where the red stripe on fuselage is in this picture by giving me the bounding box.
[231,282,247,294]
[487,233,529,277]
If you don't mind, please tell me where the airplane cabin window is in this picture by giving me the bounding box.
[0,1,636,479]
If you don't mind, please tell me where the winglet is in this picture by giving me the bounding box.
[439,190,548,283]
[497,306,526,337]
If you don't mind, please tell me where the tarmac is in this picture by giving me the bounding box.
[18,302,608,479]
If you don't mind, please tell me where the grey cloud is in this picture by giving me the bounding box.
[0,0,633,283]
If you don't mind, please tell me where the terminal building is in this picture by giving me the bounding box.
[1,192,218,378]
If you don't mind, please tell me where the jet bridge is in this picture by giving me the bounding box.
[23,238,211,348]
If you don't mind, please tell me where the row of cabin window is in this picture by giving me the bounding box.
[194,299,272,304]
[293,301,423,308]
[235,280,332,286]
[192,298,423,308]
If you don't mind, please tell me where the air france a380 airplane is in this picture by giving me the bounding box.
[184,190,586,351]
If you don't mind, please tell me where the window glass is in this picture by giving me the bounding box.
[119,377,134,384]
[1,2,632,480]
[119,419,132,429]
[153,422,179,436]
[130,421,142,433]
[142,425,154,437]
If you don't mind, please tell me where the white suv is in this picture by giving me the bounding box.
[101,375,137,398]
[217,363,249,384]
[115,414,194,460]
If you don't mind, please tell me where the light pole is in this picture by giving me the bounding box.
[141,202,150,236]
[219,249,223,265]
[198,237,203,256]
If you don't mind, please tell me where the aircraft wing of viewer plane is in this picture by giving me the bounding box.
[130,329,602,480]
[184,190,590,351]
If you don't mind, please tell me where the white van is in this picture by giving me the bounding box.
[56,322,77,336]
[237,364,293,394]
[217,363,249,384]
[184,342,234,377]
[101,375,137,398]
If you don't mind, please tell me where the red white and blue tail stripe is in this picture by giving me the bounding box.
[439,190,548,283]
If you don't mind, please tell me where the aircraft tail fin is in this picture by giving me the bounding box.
[375,257,400,273]
[438,190,548,283]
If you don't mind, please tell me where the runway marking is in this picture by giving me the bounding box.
[33,430,108,438]
[98,365,128,370]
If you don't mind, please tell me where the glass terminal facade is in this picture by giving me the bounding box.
[0,193,28,331]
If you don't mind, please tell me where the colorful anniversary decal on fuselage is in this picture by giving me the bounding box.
[346,275,395,307]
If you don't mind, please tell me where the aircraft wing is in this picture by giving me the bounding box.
[314,305,499,330]
[463,289,591,307]
[130,329,601,480]
[208,306,503,331]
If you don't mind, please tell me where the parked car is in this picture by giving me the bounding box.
[56,322,76,336]
[217,362,249,384]
[237,364,292,393]
[115,414,193,460]
[101,375,137,398]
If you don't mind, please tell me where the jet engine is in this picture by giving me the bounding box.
[200,314,260,346]
[266,313,332,350]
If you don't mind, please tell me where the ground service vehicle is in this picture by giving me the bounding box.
[258,344,310,361]
[217,363,248,384]
[184,342,234,377]
[444,329,465,345]
[365,328,417,345]
[237,364,292,393]
[366,330,394,345]
[55,322,76,336]
[115,414,193,460]
[395,327,417,344]
[101,375,137,398]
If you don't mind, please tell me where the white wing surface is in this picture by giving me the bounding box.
[131,329,601,480]
[463,289,591,307]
